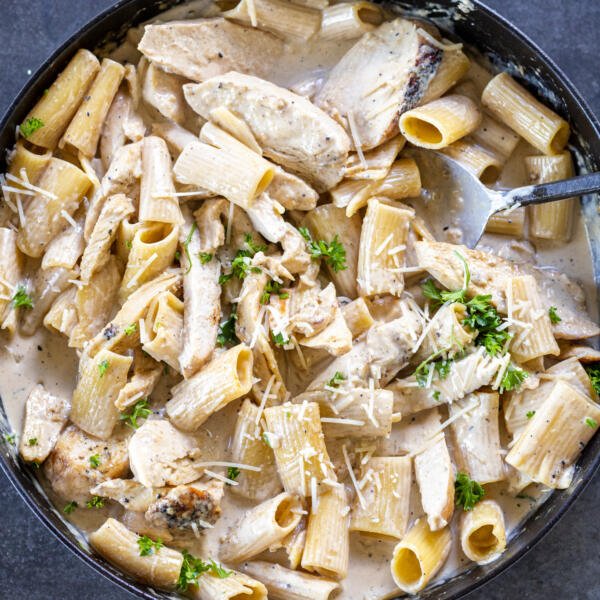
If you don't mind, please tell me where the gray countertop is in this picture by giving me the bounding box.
[0,1,598,598]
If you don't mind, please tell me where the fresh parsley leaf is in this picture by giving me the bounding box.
[585,417,598,429]
[182,222,197,274]
[462,295,510,357]
[299,227,347,272]
[455,472,485,511]
[177,550,231,591]
[137,535,164,557]
[27,437,37,446]
[585,363,600,395]
[260,279,288,305]
[413,350,453,388]
[124,323,137,335]
[226,466,240,483]
[548,306,561,324]
[217,310,238,347]
[89,454,101,468]
[432,390,441,401]
[421,252,471,307]
[120,399,152,429]
[174,250,180,260]
[63,501,78,514]
[12,285,33,309]
[86,495,105,509]
[98,359,110,377]
[327,371,346,388]
[500,364,528,392]
[262,432,272,447]
[125,240,133,249]
[3,433,15,444]
[526,410,536,419]
[220,234,266,283]
[199,252,213,265]
[271,331,289,347]
[19,117,44,138]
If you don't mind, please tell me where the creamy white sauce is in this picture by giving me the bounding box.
[1,2,598,599]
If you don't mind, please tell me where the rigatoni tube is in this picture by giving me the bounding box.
[166,344,253,431]
[391,518,452,594]
[320,1,384,41]
[460,500,507,565]
[301,485,350,579]
[399,95,482,150]
[19,49,100,149]
[189,570,267,600]
[482,72,570,155]
[70,348,133,439]
[89,518,183,590]
[220,492,303,563]
[350,456,412,539]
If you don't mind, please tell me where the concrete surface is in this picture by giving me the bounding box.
[0,1,598,598]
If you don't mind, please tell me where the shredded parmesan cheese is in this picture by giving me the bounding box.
[342,444,366,510]
[126,253,158,289]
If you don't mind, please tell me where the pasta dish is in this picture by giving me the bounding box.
[1,0,599,598]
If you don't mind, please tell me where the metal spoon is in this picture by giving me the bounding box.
[405,147,600,248]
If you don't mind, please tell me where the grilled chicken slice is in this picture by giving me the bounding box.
[145,479,224,532]
[142,61,190,125]
[90,478,159,512]
[267,167,318,211]
[138,18,284,82]
[19,384,70,464]
[183,72,351,191]
[44,425,130,503]
[128,419,203,488]
[315,18,443,150]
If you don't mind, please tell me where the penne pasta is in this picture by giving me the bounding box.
[440,139,503,184]
[419,47,471,105]
[481,72,570,155]
[8,141,52,184]
[190,570,267,600]
[320,1,383,41]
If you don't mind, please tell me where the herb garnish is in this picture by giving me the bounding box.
[299,227,347,272]
[217,309,238,347]
[548,306,561,324]
[182,222,197,274]
[585,363,600,395]
[177,550,231,591]
[585,417,598,429]
[19,117,44,138]
[455,472,485,511]
[86,496,105,509]
[98,359,110,377]
[271,331,289,347]
[124,323,137,335]
[63,501,78,514]
[12,285,34,309]
[199,252,213,265]
[227,466,240,483]
[137,535,164,557]
[327,371,346,388]
[120,399,152,429]
[27,437,38,446]
[260,280,289,305]
[219,234,265,284]
[89,454,101,468]
[526,410,536,419]
[500,363,528,392]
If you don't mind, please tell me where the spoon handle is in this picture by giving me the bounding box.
[504,171,600,208]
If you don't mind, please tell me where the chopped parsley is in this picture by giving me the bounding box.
[89,454,101,468]
[327,371,346,388]
[260,280,289,305]
[98,359,110,377]
[526,410,536,419]
[12,285,34,309]
[27,437,38,446]
[3,433,15,444]
[462,295,510,357]
[125,239,133,249]
[262,432,272,447]
[432,390,441,401]
[177,550,232,591]
[500,363,528,392]
[199,252,213,265]
[19,117,44,138]
[217,310,238,347]
[455,472,485,511]
[219,234,265,284]
[227,466,240,483]
[120,399,152,429]
[137,535,164,557]
[63,501,78,514]
[182,222,197,274]
[422,251,470,307]
[271,331,289,347]
[585,363,600,395]
[86,495,105,509]
[124,323,137,335]
[585,417,598,429]
[548,306,561,324]
[414,350,453,388]
[299,227,347,272]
